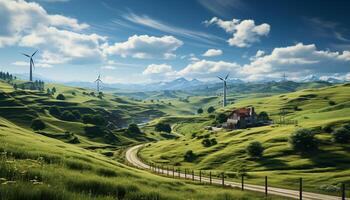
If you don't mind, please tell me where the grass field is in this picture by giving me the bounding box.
[140,83,350,196]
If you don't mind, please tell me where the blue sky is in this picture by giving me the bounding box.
[1,0,350,83]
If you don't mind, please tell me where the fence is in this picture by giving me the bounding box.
[129,157,347,200]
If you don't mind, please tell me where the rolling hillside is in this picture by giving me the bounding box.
[140,83,350,196]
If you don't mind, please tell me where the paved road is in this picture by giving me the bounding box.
[126,144,344,200]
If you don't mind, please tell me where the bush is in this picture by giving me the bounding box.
[49,106,61,117]
[328,100,336,106]
[202,138,217,147]
[207,106,215,113]
[82,114,105,126]
[332,127,350,143]
[56,94,65,100]
[72,110,81,119]
[215,113,227,123]
[84,126,105,137]
[155,123,171,133]
[246,141,264,157]
[197,108,203,114]
[127,124,142,135]
[184,150,196,162]
[61,110,76,121]
[289,129,318,152]
[258,111,269,121]
[323,124,333,133]
[31,119,46,130]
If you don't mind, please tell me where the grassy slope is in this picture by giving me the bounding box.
[140,83,350,196]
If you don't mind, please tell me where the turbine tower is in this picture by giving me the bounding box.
[95,74,102,92]
[22,50,38,81]
[218,74,229,107]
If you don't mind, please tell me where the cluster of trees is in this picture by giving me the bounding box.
[0,71,15,81]
[202,138,217,147]
[13,80,45,91]
[155,123,171,133]
[82,91,104,99]
[184,150,196,162]
[47,87,57,95]
[126,123,142,135]
[31,118,46,131]
[197,106,216,114]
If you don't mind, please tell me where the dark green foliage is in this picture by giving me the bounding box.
[207,106,215,113]
[13,84,17,90]
[84,126,105,137]
[61,111,76,121]
[332,127,350,143]
[202,138,217,147]
[97,168,118,177]
[56,94,65,100]
[258,111,269,121]
[82,114,106,126]
[52,87,56,94]
[127,123,142,135]
[328,100,336,106]
[246,141,264,157]
[71,110,81,119]
[215,113,227,123]
[197,108,203,114]
[49,106,61,117]
[289,129,318,152]
[31,118,46,131]
[71,92,76,96]
[155,123,171,133]
[184,150,196,162]
[323,124,333,133]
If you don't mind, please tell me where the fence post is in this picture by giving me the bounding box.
[241,175,244,191]
[192,170,194,181]
[265,176,268,196]
[199,170,202,182]
[178,168,180,178]
[185,169,187,179]
[299,178,302,200]
[342,183,345,200]
[173,167,175,178]
[222,172,225,187]
[209,171,212,184]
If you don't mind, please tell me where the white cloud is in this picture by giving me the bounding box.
[13,60,52,68]
[178,59,240,78]
[104,35,183,59]
[202,49,223,57]
[242,43,350,80]
[143,64,173,75]
[101,66,116,70]
[204,17,270,47]
[249,50,265,61]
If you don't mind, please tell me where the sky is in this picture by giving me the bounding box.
[1,0,350,83]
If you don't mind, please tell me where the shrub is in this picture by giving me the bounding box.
[71,110,81,119]
[207,106,215,113]
[323,124,333,133]
[332,127,350,143]
[31,118,46,130]
[197,108,203,114]
[49,106,61,117]
[127,124,142,135]
[215,113,227,123]
[82,114,105,126]
[155,123,171,133]
[258,111,269,121]
[202,138,217,147]
[84,126,105,137]
[328,100,336,106]
[56,94,65,100]
[246,141,264,157]
[289,129,318,152]
[61,111,76,121]
[184,150,196,162]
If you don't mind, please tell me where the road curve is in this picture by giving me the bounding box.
[126,144,343,200]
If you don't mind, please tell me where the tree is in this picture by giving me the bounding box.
[52,87,56,94]
[207,106,215,113]
[72,110,81,120]
[184,150,196,162]
[56,94,65,100]
[47,88,51,95]
[197,108,203,114]
[82,114,93,124]
[289,129,318,152]
[246,141,264,157]
[13,84,17,90]
[155,123,171,133]
[31,118,46,131]
[215,113,227,123]
[258,111,269,121]
[127,123,142,135]
[332,127,350,143]
[49,106,61,117]
[61,110,76,121]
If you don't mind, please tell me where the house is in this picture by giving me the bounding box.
[225,107,257,129]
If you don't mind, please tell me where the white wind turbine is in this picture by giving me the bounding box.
[95,74,103,92]
[218,74,229,107]
[22,50,38,81]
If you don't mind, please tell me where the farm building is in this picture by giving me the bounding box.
[225,107,258,129]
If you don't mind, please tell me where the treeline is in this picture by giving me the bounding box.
[0,71,16,81]
[0,71,45,91]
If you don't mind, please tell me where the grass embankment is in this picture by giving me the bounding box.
[140,83,350,196]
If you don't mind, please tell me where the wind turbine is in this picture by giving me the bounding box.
[22,50,38,82]
[218,74,229,107]
[95,74,103,92]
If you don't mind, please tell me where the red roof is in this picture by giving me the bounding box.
[230,107,254,117]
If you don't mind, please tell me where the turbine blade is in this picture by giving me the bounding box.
[31,59,35,69]
[32,50,38,57]
[217,76,223,81]
[225,73,229,80]
[22,53,30,58]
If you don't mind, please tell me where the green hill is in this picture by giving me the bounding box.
[140,83,350,196]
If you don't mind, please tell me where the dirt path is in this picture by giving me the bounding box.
[126,144,343,200]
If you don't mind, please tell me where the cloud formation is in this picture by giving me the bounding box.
[143,64,173,75]
[204,17,270,47]
[104,35,183,59]
[202,49,223,57]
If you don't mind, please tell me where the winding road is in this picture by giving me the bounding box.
[126,144,344,200]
